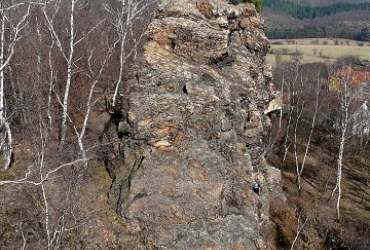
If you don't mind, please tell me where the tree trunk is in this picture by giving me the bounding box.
[60,0,77,151]
[0,9,12,170]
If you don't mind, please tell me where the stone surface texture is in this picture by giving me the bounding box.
[101,0,283,249]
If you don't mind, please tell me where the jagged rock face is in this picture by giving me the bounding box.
[105,0,277,249]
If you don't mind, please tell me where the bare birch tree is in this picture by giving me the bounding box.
[275,61,323,191]
[104,0,158,107]
[292,73,307,190]
[40,0,74,150]
[290,210,309,250]
[328,67,368,219]
[0,2,30,170]
[0,0,161,247]
[330,77,349,219]
[280,62,300,166]
[41,0,105,151]
[0,153,87,249]
[295,72,320,191]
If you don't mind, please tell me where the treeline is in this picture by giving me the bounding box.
[266,26,370,41]
[263,0,370,19]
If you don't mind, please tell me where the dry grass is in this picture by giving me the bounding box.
[266,38,370,66]
[271,38,370,47]
[266,54,332,66]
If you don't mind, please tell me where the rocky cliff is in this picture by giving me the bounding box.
[100,0,283,249]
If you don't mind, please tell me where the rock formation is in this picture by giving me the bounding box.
[100,0,283,249]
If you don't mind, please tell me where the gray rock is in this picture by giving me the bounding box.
[101,0,281,249]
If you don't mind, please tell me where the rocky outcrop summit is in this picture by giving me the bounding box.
[101,0,283,249]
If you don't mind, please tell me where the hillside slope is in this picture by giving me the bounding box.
[262,0,370,39]
[265,62,370,250]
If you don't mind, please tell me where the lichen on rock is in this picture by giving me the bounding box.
[100,0,283,249]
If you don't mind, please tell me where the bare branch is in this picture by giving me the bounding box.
[291,211,309,250]
[0,158,88,186]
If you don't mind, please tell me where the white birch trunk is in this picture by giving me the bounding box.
[282,62,300,165]
[0,2,30,170]
[330,77,350,219]
[335,125,345,219]
[112,30,125,107]
[294,102,304,190]
[0,7,11,170]
[109,0,158,106]
[112,0,133,106]
[282,76,293,164]
[59,0,77,150]
[78,44,118,168]
[332,105,347,219]
[296,76,320,190]
[290,211,309,250]
[299,79,319,177]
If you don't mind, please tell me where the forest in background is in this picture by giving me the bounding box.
[262,0,370,40]
[263,0,370,20]
[280,0,370,5]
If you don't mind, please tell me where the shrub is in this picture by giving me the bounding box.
[286,39,295,45]
[336,55,362,66]
[239,0,263,12]
[271,41,284,45]
[311,40,319,44]
[282,48,289,55]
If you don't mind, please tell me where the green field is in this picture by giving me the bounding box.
[266,38,370,66]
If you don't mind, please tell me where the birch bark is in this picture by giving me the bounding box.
[0,2,30,170]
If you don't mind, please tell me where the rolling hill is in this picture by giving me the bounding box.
[282,0,370,6]
[262,0,370,40]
